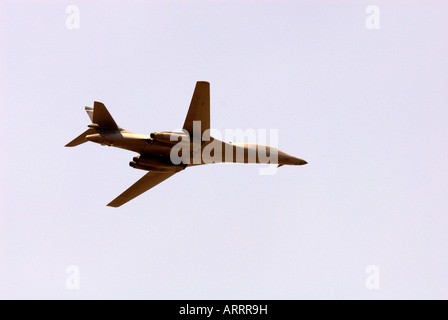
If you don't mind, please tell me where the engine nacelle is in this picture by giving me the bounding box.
[150,131,190,144]
[130,156,184,172]
[129,161,180,172]
[132,156,171,167]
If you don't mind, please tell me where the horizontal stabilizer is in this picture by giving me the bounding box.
[93,101,119,130]
[65,128,96,147]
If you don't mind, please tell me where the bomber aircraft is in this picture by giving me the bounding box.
[66,81,307,207]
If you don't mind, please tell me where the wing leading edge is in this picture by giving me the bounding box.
[107,171,178,207]
[183,81,210,140]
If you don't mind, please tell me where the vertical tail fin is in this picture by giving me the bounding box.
[92,101,118,130]
[85,107,93,122]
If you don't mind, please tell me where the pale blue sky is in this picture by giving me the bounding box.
[1,1,447,299]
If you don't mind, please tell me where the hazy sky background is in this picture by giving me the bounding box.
[1,1,447,299]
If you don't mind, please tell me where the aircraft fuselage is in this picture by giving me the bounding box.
[85,129,307,170]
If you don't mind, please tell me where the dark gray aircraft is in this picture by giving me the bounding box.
[66,81,307,207]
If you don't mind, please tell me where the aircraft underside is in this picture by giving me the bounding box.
[66,81,306,207]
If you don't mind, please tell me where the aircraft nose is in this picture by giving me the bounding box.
[277,151,308,166]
